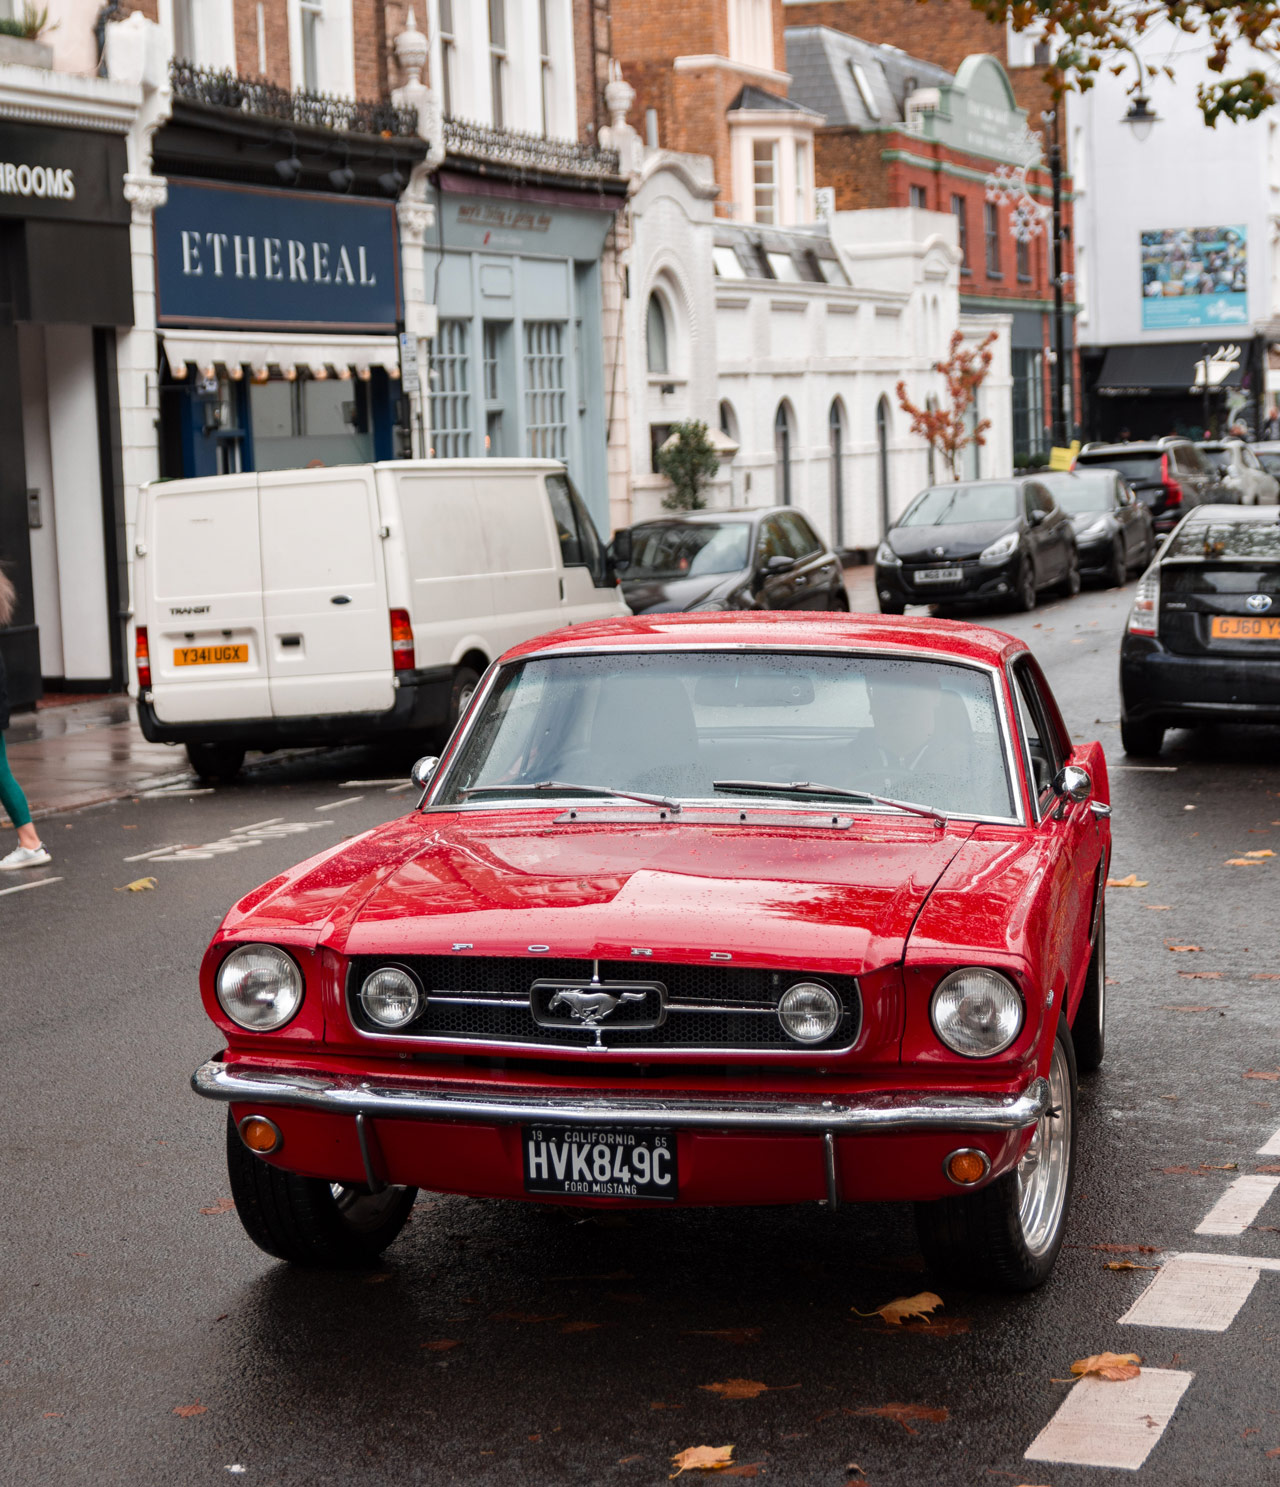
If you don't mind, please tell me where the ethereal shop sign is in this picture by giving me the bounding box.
[155,180,400,330]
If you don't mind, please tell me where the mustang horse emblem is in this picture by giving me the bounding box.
[548,988,647,1025]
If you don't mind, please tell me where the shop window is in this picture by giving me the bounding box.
[438,0,456,118]
[774,401,794,506]
[1011,346,1045,462]
[300,0,323,91]
[249,377,373,472]
[646,293,669,375]
[952,195,968,269]
[1016,233,1031,282]
[489,0,507,130]
[909,184,927,209]
[984,200,1002,276]
[524,321,567,460]
[429,319,472,458]
[752,140,778,225]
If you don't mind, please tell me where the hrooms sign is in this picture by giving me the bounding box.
[0,160,75,200]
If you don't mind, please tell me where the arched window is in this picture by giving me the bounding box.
[719,399,739,443]
[828,398,846,548]
[646,292,669,374]
[774,401,794,506]
[876,395,891,535]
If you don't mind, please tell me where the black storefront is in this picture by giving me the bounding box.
[0,120,133,708]
[1082,337,1265,442]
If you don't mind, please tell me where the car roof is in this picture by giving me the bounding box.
[631,509,766,526]
[501,611,1026,669]
[1252,441,1280,453]
[1173,504,1279,525]
[1077,444,1165,456]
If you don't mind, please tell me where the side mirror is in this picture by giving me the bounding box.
[1028,508,1047,527]
[1049,764,1091,819]
[610,529,632,568]
[411,755,439,807]
[763,553,796,575]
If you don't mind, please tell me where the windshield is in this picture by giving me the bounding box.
[897,484,1019,526]
[1197,447,1231,473]
[436,652,1016,821]
[1039,473,1115,515]
[1076,452,1162,485]
[623,523,751,580]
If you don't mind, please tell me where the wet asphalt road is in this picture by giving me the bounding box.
[4,577,1280,1487]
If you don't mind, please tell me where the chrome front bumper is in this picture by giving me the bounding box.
[192,1058,1050,1135]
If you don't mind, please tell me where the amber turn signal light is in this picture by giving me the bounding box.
[238,1115,282,1155]
[944,1148,990,1186]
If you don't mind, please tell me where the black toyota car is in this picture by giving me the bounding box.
[875,476,1078,614]
[611,508,847,614]
[1120,505,1280,755]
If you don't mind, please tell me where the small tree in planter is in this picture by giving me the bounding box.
[896,329,998,480]
[657,420,720,510]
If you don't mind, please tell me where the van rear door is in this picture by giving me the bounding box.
[258,467,394,718]
[144,474,271,724]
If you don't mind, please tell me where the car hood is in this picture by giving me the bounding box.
[1068,511,1109,533]
[245,810,984,976]
[619,572,737,614]
[888,521,1016,563]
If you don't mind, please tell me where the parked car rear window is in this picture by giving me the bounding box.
[1038,472,1115,514]
[437,651,1017,821]
[1164,519,1280,561]
[624,522,752,579]
[1075,452,1163,484]
[898,483,1019,526]
[1197,446,1232,472]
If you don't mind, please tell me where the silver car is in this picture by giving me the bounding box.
[1196,439,1280,505]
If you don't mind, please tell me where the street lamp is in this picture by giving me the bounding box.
[1122,94,1159,142]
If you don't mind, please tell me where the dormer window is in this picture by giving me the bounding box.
[849,62,881,120]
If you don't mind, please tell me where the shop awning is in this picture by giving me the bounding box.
[1095,341,1246,396]
[160,329,402,380]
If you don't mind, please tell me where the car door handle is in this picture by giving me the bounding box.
[795,574,808,585]
[330,594,351,605]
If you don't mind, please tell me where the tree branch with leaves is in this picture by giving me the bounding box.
[896,329,998,482]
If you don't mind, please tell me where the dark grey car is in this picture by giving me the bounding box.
[1038,469,1156,587]
[1074,438,1221,533]
[612,508,847,615]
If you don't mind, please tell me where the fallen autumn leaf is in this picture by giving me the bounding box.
[855,1291,943,1326]
[848,1403,949,1434]
[116,876,158,892]
[1244,849,1275,858]
[172,1402,208,1417]
[1244,1070,1280,1081]
[1106,874,1148,887]
[670,1445,736,1477]
[1070,1352,1142,1382]
[1177,971,1223,979]
[700,1380,783,1401]
[1103,1261,1160,1271]
[1167,945,1202,953]
[198,1198,235,1215]
[1225,858,1265,866]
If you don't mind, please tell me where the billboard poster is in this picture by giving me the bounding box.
[1141,225,1248,330]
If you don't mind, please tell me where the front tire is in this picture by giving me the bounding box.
[1011,558,1037,612]
[1106,539,1127,589]
[1057,548,1082,599]
[1073,906,1106,1074]
[1120,716,1165,757]
[225,1113,417,1266]
[186,742,245,782]
[915,1020,1077,1292]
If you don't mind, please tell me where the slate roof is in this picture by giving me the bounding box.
[785,25,953,128]
[727,84,822,116]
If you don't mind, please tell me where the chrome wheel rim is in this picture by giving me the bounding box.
[1016,1039,1072,1256]
[330,1183,406,1235]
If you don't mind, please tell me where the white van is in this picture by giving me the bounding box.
[133,459,628,778]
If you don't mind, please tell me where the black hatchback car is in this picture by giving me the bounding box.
[612,507,847,614]
[874,477,1078,614]
[1074,439,1221,534]
[1038,469,1155,587]
[1120,505,1280,755]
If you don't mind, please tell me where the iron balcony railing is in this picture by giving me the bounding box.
[443,116,620,179]
[170,59,420,138]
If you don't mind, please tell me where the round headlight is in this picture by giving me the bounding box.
[777,981,841,1044]
[360,966,421,1029]
[930,968,1023,1057]
[216,944,303,1031]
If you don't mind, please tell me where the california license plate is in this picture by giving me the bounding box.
[1211,616,1280,641]
[173,645,248,666]
[523,1124,677,1200]
[913,567,963,584]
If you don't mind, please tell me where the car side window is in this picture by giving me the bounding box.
[566,480,608,586]
[545,474,584,568]
[1023,486,1037,520]
[757,518,787,564]
[777,510,820,558]
[1012,659,1066,812]
[1034,485,1055,515]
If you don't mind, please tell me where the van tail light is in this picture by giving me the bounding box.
[1127,567,1160,636]
[390,609,415,671]
[135,625,152,688]
[1159,453,1183,507]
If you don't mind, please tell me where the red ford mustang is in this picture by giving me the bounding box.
[193,613,1111,1291]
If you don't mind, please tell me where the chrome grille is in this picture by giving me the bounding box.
[346,957,860,1052]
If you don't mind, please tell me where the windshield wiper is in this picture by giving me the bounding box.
[711,779,947,826]
[459,780,682,812]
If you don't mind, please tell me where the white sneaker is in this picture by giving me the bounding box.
[0,844,51,870]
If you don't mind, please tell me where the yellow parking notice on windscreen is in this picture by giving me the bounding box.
[1049,441,1081,471]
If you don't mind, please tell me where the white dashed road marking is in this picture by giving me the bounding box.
[1119,1254,1262,1332]
[1259,1124,1280,1158]
[340,779,400,788]
[124,818,336,863]
[1024,1369,1194,1471]
[316,796,364,810]
[1194,1174,1280,1236]
[0,875,63,898]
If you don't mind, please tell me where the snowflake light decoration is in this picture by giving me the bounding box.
[985,124,1050,243]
